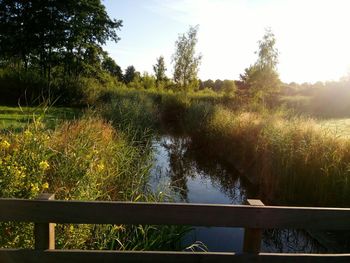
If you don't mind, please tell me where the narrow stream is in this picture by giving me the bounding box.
[149,135,324,253]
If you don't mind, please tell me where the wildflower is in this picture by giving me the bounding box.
[42,182,49,189]
[24,130,33,138]
[0,140,10,150]
[115,225,125,231]
[14,168,22,178]
[39,161,50,171]
[96,163,105,172]
[30,183,39,193]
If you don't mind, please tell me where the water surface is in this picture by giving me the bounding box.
[150,135,323,253]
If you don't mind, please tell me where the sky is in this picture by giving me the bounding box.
[103,0,350,84]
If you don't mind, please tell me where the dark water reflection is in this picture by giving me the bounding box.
[150,135,324,253]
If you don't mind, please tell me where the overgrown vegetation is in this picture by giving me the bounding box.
[2,0,350,254]
[99,89,350,207]
[0,112,186,250]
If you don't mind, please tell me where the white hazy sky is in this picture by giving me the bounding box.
[104,0,350,83]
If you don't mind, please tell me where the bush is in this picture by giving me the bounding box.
[0,68,48,105]
[0,67,121,106]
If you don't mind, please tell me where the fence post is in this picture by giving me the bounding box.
[243,199,264,253]
[34,193,55,250]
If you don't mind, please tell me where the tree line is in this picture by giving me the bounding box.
[0,0,281,105]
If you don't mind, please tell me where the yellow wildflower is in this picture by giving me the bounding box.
[115,225,125,231]
[96,163,105,172]
[30,183,39,193]
[24,130,33,138]
[42,182,49,189]
[0,140,10,150]
[14,168,22,178]
[39,161,50,171]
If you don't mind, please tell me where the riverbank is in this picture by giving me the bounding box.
[102,89,350,208]
[0,108,185,250]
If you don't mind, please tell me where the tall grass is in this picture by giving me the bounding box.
[102,89,350,207]
[186,104,350,206]
[0,113,186,250]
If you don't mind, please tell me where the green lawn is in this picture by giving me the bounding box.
[0,106,81,131]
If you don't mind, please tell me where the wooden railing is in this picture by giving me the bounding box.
[1,193,350,262]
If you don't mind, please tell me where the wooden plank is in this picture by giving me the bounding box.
[1,199,350,229]
[246,199,264,206]
[1,249,350,263]
[243,199,264,253]
[34,194,55,250]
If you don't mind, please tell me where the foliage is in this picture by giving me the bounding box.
[0,0,123,105]
[124,65,137,84]
[256,28,279,69]
[102,56,123,82]
[101,89,350,208]
[222,80,237,96]
[0,113,186,250]
[0,0,122,81]
[280,80,350,118]
[184,104,350,206]
[101,89,158,140]
[241,65,280,103]
[0,66,120,106]
[172,25,202,91]
[153,56,167,85]
[140,72,156,90]
[240,28,281,104]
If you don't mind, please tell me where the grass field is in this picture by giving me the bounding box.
[0,106,81,131]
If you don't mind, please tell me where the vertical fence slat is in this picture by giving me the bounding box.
[34,193,55,250]
[243,199,264,253]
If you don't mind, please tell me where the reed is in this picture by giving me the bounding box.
[0,112,187,250]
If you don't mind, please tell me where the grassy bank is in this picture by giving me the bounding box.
[0,106,81,131]
[101,89,350,207]
[188,106,350,206]
[0,109,185,250]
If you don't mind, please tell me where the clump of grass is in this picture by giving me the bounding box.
[101,90,158,140]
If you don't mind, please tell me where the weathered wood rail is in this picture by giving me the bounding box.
[1,193,350,262]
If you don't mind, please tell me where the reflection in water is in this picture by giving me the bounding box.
[161,137,190,201]
[262,229,325,253]
[150,135,324,253]
[150,136,248,204]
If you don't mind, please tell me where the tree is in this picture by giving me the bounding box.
[240,28,281,104]
[141,72,156,89]
[172,25,202,91]
[0,0,123,80]
[256,28,279,70]
[124,65,136,84]
[214,79,224,92]
[222,80,236,95]
[202,79,215,90]
[153,56,167,84]
[102,56,123,81]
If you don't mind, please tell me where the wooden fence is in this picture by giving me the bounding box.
[0,193,350,262]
